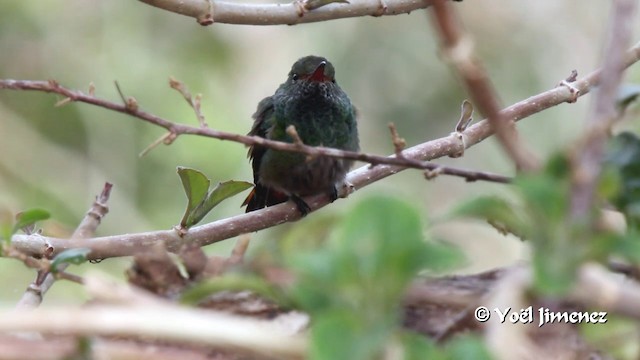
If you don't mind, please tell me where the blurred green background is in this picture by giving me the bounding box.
[1,1,638,306]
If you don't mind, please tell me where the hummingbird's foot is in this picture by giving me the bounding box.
[329,186,338,202]
[290,194,311,217]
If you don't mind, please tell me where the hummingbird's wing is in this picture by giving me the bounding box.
[247,96,275,184]
[243,96,289,211]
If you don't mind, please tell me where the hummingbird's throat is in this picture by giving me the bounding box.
[306,62,331,82]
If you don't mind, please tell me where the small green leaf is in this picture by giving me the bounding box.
[447,196,528,239]
[0,208,13,247]
[50,248,91,273]
[617,84,640,110]
[180,274,288,306]
[13,208,50,235]
[178,167,252,229]
[178,167,210,227]
[186,180,253,227]
[446,334,493,360]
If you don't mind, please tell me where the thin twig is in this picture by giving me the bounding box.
[0,78,510,184]
[429,0,540,172]
[138,0,444,26]
[169,77,208,128]
[569,0,638,221]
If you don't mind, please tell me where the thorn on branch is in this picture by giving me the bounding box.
[424,167,443,180]
[88,82,95,97]
[286,125,304,147]
[139,132,178,157]
[169,77,208,128]
[388,122,406,157]
[196,0,214,25]
[54,97,72,107]
[558,70,580,103]
[374,0,388,16]
[114,81,138,112]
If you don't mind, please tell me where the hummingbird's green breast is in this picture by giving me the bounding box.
[245,55,359,213]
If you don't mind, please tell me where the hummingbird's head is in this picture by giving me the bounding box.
[287,55,336,84]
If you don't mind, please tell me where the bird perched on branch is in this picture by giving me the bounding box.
[243,55,359,216]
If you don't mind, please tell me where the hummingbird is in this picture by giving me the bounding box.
[243,55,359,216]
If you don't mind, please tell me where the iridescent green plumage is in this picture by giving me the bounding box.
[243,55,359,215]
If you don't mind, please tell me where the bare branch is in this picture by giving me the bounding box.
[429,0,540,172]
[569,0,638,221]
[0,304,306,359]
[6,40,640,260]
[138,0,443,26]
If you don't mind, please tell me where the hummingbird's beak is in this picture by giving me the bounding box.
[308,61,328,82]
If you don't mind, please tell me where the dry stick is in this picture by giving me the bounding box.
[6,41,640,260]
[169,77,207,128]
[0,305,306,359]
[569,0,638,221]
[429,0,540,172]
[15,183,113,309]
[138,0,444,26]
[0,79,510,184]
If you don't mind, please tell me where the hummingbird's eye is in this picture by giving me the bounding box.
[292,73,299,81]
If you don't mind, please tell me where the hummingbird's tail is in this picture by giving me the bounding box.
[242,183,289,212]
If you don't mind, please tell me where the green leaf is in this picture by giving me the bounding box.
[50,248,91,273]
[178,167,210,227]
[12,208,50,235]
[446,335,493,360]
[186,180,253,227]
[180,274,288,306]
[447,196,528,240]
[581,314,640,359]
[617,84,640,110]
[177,167,252,229]
[604,132,640,229]
[310,309,389,360]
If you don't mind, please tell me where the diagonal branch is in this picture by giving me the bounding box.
[429,0,540,172]
[9,39,640,260]
[569,0,638,221]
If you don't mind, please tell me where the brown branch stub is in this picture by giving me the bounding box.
[455,99,474,133]
[138,0,440,26]
[429,0,540,172]
[286,125,304,147]
[388,122,406,157]
[169,77,208,128]
[558,70,580,103]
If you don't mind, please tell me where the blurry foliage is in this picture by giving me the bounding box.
[451,146,640,297]
[184,196,473,359]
